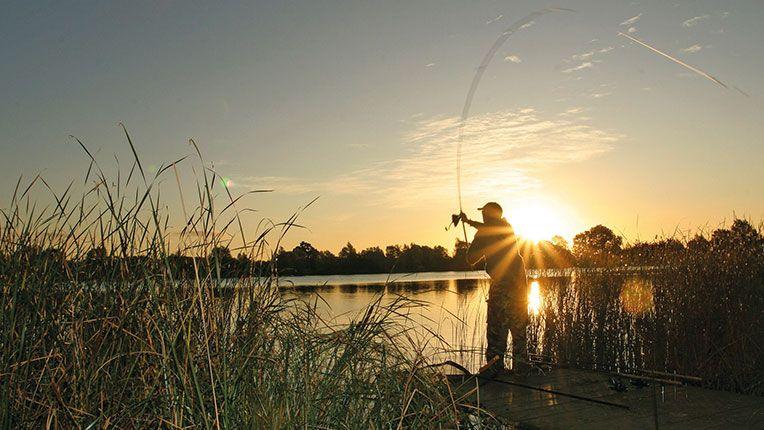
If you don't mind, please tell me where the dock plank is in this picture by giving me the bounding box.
[447,368,763,429]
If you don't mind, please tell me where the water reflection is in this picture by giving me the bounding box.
[528,280,541,315]
[282,271,656,372]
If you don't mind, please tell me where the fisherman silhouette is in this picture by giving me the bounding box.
[460,202,530,376]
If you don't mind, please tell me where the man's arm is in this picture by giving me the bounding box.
[459,212,484,229]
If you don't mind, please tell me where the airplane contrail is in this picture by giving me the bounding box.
[618,32,728,89]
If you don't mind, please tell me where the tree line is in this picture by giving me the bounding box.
[9,219,761,280]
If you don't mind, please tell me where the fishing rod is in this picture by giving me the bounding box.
[451,7,575,242]
[426,358,630,410]
[528,353,703,385]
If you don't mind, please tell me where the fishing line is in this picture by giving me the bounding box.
[455,7,575,243]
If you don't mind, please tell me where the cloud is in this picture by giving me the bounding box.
[504,55,522,63]
[573,50,595,61]
[561,107,585,116]
[234,111,623,209]
[620,13,642,26]
[590,92,612,99]
[569,46,614,67]
[262,110,621,208]
[627,26,638,34]
[486,14,503,24]
[562,62,593,73]
[425,63,436,68]
[682,44,703,53]
[682,15,709,27]
[368,110,621,206]
[520,21,535,30]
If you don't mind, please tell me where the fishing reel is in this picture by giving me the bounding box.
[445,213,465,231]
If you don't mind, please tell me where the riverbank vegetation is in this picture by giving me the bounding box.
[530,218,764,395]
[0,140,495,428]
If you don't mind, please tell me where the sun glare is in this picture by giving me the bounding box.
[505,201,572,243]
[528,280,541,315]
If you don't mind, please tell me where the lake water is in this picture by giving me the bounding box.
[278,270,535,372]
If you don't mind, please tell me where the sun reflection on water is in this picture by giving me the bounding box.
[528,280,541,315]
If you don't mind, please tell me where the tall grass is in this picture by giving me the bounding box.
[0,134,491,428]
[531,231,764,395]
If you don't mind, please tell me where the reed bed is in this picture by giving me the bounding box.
[531,230,764,395]
[0,136,493,428]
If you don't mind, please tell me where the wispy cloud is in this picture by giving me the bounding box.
[627,26,638,34]
[504,55,522,63]
[572,50,595,61]
[562,62,593,73]
[520,21,535,30]
[682,15,710,27]
[567,45,614,74]
[560,107,585,116]
[620,13,642,26]
[242,110,622,208]
[590,92,612,99]
[486,14,503,25]
[425,62,436,68]
[682,44,703,53]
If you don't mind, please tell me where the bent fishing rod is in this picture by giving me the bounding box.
[451,7,575,243]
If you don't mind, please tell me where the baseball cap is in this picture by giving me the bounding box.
[477,202,503,217]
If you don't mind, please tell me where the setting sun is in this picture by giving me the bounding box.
[504,201,573,243]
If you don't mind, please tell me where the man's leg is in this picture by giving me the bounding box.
[509,305,529,368]
[485,289,510,368]
[508,286,530,372]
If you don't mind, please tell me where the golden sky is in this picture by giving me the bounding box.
[2,1,763,253]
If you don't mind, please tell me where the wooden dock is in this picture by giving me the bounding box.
[447,368,763,429]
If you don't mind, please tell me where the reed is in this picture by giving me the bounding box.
[531,227,764,395]
[0,135,492,428]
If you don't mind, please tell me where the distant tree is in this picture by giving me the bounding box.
[360,246,387,273]
[551,235,570,250]
[291,241,321,274]
[573,225,623,267]
[210,246,235,276]
[235,252,251,276]
[711,219,764,261]
[729,219,763,250]
[338,243,360,273]
[524,240,575,269]
[338,242,358,260]
[318,250,338,274]
[451,240,470,271]
[385,245,403,271]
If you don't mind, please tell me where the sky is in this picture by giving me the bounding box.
[2,1,763,253]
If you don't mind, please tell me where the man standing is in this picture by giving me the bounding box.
[461,202,529,375]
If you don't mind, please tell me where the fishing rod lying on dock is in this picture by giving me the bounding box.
[528,353,704,387]
[426,358,630,410]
